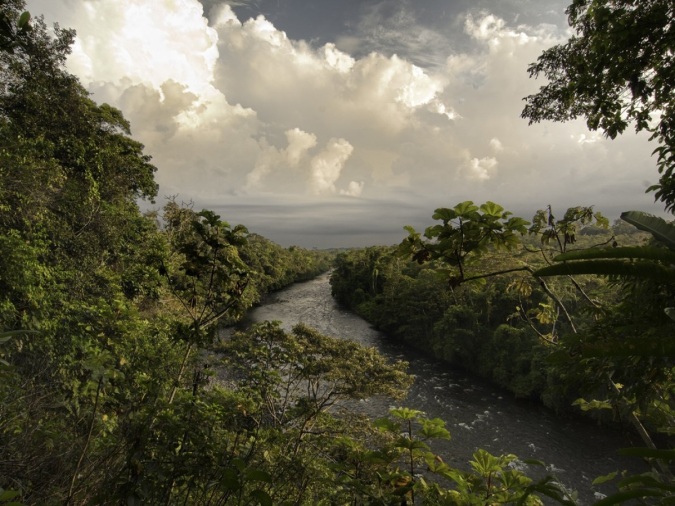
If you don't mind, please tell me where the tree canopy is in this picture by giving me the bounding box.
[522,0,675,210]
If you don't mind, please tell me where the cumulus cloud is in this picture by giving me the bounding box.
[489,138,504,152]
[211,7,448,142]
[575,133,601,145]
[24,0,662,246]
[465,13,508,42]
[70,0,219,96]
[340,181,365,197]
[245,129,358,195]
[284,128,318,167]
[465,157,498,181]
[309,138,354,195]
[244,128,318,191]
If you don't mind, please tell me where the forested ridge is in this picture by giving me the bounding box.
[1,0,674,504]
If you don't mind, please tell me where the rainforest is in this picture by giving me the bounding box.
[1,0,674,504]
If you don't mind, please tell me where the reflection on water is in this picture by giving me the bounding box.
[242,273,645,504]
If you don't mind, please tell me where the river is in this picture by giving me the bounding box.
[242,272,644,503]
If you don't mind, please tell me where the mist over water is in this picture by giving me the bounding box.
[243,273,646,504]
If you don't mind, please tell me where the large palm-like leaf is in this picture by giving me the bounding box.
[534,211,675,281]
[552,246,675,263]
[620,211,675,250]
[534,260,675,282]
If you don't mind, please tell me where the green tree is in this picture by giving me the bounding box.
[125,321,413,505]
[399,201,530,286]
[535,212,675,471]
[521,0,675,210]
[0,1,30,54]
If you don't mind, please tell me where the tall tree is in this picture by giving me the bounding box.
[522,0,675,210]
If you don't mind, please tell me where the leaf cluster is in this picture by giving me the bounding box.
[400,201,529,285]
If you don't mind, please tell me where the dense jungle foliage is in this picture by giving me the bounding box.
[331,201,675,501]
[330,214,645,409]
[0,3,585,504]
[1,0,674,504]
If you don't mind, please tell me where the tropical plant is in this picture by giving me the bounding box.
[398,201,530,286]
[339,407,575,505]
[532,210,675,502]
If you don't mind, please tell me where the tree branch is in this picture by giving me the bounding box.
[66,376,103,505]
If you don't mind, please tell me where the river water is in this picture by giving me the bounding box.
[242,273,644,503]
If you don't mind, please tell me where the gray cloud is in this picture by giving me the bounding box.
[206,195,429,247]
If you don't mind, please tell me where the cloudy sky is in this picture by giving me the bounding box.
[26,0,664,248]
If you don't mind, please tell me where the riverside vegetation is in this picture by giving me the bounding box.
[1,0,674,504]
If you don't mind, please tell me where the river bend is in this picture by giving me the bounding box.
[242,273,644,503]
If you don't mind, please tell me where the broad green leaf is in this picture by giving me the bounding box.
[505,216,531,234]
[554,246,675,264]
[221,468,241,491]
[617,474,674,489]
[592,471,618,485]
[453,201,479,217]
[420,418,450,440]
[250,489,273,506]
[395,438,429,451]
[18,11,30,29]
[534,260,675,282]
[479,201,505,217]
[363,450,393,464]
[373,417,400,432]
[403,225,417,236]
[231,457,246,472]
[426,224,447,238]
[0,489,20,501]
[517,476,578,506]
[594,212,610,228]
[0,329,39,343]
[432,208,457,222]
[470,449,501,475]
[501,469,532,489]
[245,469,272,483]
[621,211,675,249]
[390,407,423,420]
[573,398,613,411]
[521,458,546,467]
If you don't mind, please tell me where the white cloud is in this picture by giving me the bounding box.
[575,133,601,145]
[464,13,508,42]
[309,138,354,195]
[430,100,461,120]
[340,181,365,197]
[284,128,318,167]
[321,43,355,73]
[23,0,663,246]
[490,138,504,151]
[245,140,280,190]
[245,128,319,191]
[211,9,448,144]
[466,157,498,181]
[71,0,218,96]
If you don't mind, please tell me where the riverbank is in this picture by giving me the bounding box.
[243,272,646,503]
